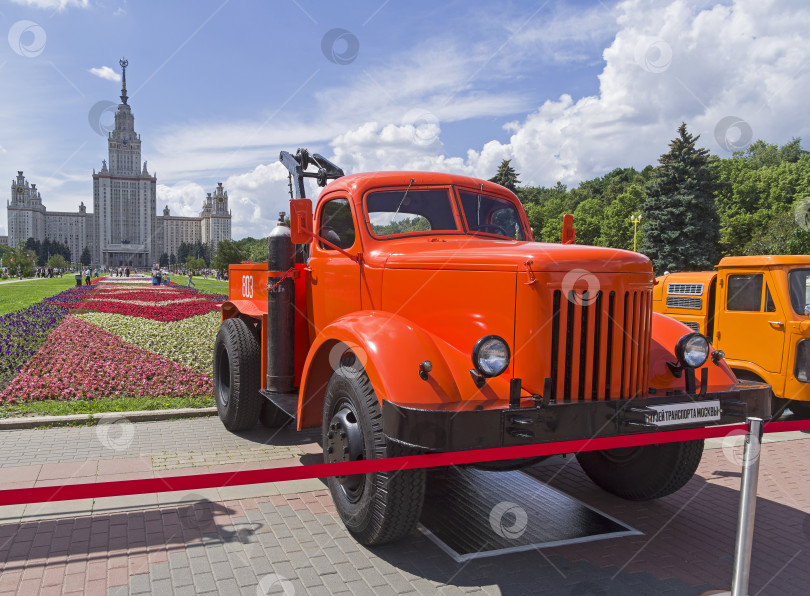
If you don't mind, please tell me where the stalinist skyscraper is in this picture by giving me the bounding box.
[92,58,157,268]
[8,58,231,267]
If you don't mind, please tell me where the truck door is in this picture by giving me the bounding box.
[307,196,362,334]
[716,271,785,373]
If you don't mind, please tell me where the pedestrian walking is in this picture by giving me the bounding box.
[84,267,91,286]
[187,273,195,288]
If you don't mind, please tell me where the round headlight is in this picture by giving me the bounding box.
[675,332,710,368]
[473,335,511,377]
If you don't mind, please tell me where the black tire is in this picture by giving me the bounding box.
[788,400,810,418]
[322,360,426,545]
[772,395,792,419]
[576,440,704,501]
[213,318,262,431]
[259,400,289,428]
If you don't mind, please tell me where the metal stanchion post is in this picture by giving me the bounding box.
[731,417,764,596]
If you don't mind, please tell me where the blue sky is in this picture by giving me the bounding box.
[1,0,809,239]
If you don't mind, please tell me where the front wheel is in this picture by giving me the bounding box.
[322,360,426,545]
[213,318,262,431]
[576,440,704,501]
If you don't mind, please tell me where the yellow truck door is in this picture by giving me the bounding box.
[715,270,785,374]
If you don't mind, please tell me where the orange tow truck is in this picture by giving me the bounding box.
[214,149,770,545]
[653,255,810,417]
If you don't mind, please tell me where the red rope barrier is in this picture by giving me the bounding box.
[0,419,807,507]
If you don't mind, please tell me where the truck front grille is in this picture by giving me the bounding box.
[667,283,704,295]
[666,296,702,310]
[550,289,652,401]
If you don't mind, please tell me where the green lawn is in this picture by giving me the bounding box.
[0,395,215,420]
[183,276,229,295]
[0,276,78,315]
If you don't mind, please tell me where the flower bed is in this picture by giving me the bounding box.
[0,277,229,408]
[75,311,220,374]
[0,302,68,391]
[48,283,224,321]
[0,316,211,403]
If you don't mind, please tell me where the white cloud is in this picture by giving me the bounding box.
[222,162,292,239]
[89,66,121,82]
[327,0,810,190]
[156,181,205,218]
[10,0,89,10]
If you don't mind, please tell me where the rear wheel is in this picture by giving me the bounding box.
[322,359,426,545]
[576,440,704,501]
[214,318,262,431]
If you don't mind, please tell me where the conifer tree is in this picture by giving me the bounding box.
[489,160,521,192]
[640,123,720,273]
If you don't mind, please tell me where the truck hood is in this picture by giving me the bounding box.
[381,238,653,274]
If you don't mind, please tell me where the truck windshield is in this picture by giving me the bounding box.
[458,190,526,240]
[366,189,460,237]
[788,269,810,315]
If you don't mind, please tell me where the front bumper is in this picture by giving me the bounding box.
[383,381,771,452]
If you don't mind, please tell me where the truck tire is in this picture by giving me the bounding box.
[788,400,810,418]
[259,400,288,428]
[575,440,704,501]
[214,318,262,431]
[322,361,426,545]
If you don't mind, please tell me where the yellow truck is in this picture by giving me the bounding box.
[653,256,810,417]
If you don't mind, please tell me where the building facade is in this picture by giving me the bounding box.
[7,171,91,263]
[5,58,231,267]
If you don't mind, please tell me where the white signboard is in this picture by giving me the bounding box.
[645,400,722,427]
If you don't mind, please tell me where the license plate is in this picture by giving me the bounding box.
[645,400,722,427]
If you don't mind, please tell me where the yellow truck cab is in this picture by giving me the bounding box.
[653,256,810,417]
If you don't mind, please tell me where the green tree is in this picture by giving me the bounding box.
[169,253,176,266]
[185,257,206,272]
[212,239,244,271]
[235,237,270,263]
[489,159,521,192]
[159,252,169,267]
[640,123,721,273]
[176,242,191,264]
[572,198,603,245]
[5,241,35,277]
[743,211,810,255]
[79,246,92,266]
[600,185,645,250]
[47,254,67,270]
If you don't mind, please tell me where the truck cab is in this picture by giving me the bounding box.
[214,149,771,546]
[653,255,810,416]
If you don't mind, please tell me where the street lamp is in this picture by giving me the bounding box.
[630,214,642,252]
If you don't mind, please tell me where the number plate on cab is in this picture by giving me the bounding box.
[645,400,722,427]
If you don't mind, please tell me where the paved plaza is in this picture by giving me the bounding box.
[0,416,808,595]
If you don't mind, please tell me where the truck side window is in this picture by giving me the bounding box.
[765,285,776,312]
[319,198,356,250]
[727,274,763,311]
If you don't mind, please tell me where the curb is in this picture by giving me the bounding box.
[0,407,218,430]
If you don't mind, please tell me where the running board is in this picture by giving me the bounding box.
[260,390,298,423]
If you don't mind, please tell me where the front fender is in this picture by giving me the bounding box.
[649,311,737,392]
[297,311,469,429]
[220,299,264,320]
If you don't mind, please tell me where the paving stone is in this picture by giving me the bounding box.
[210,560,235,581]
[149,578,173,594]
[192,572,217,593]
[233,565,258,588]
[129,573,151,594]
[149,562,170,580]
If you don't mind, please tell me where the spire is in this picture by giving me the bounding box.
[119,57,129,105]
